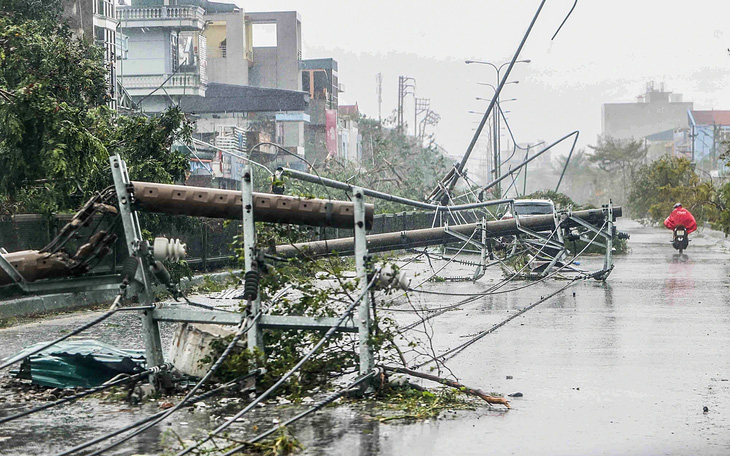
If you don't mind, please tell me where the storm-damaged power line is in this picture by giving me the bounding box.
[427,0,549,205]
[173,273,380,456]
[219,370,379,456]
[0,364,172,425]
[551,0,579,40]
[52,371,264,456]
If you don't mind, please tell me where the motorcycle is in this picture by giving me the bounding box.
[672,225,689,254]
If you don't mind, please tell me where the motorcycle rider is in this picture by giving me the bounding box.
[663,203,697,234]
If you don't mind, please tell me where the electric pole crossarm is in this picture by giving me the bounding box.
[482,131,579,196]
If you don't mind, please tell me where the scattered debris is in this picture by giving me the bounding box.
[383,366,510,408]
[130,384,156,404]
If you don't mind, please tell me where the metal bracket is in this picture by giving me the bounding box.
[517,226,565,251]
[567,215,612,241]
[152,308,358,332]
[241,165,264,354]
[444,223,485,250]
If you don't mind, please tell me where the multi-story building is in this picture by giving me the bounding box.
[117,0,209,109]
[301,58,340,163]
[116,0,312,185]
[338,104,361,163]
[601,82,693,141]
[62,0,122,109]
[687,110,730,174]
[117,0,309,156]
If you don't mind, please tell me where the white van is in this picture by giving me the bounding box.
[501,199,555,220]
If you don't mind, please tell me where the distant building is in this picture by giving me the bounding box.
[116,0,311,181]
[687,110,730,174]
[301,58,340,163]
[602,82,693,141]
[338,104,361,163]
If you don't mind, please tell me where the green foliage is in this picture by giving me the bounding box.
[286,115,451,214]
[373,382,473,422]
[0,5,192,215]
[587,137,648,206]
[628,156,716,224]
[523,190,581,210]
[200,226,405,397]
[0,5,108,211]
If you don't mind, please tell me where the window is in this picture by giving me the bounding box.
[170,34,179,72]
[252,23,277,47]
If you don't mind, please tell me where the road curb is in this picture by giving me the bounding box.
[0,270,241,321]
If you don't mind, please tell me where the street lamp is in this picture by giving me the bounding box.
[466,59,530,197]
[477,81,519,92]
[476,97,517,103]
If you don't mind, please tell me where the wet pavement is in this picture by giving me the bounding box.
[2,220,730,455]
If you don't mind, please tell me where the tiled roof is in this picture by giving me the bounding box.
[690,110,730,126]
[338,104,359,118]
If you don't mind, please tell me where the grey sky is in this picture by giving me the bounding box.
[220,0,730,161]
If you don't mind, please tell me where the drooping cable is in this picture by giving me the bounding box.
[174,273,379,456]
[0,363,171,425]
[219,369,379,456]
[51,370,262,456]
[0,293,124,371]
[399,220,605,332]
[551,0,579,40]
[83,310,263,456]
[413,277,582,369]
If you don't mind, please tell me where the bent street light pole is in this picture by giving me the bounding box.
[428,0,545,205]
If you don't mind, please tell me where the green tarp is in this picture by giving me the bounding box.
[10,339,145,389]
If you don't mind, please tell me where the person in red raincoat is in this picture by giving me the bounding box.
[663,203,697,234]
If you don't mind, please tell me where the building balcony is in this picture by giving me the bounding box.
[117,5,205,31]
[122,73,206,97]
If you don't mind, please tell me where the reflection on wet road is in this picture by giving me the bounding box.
[1,221,730,455]
[306,220,730,455]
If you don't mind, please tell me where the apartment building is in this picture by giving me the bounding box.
[63,0,122,109]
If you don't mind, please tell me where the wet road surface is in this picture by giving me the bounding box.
[2,221,730,455]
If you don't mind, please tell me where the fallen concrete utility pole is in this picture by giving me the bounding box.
[275,207,622,258]
[0,183,373,288]
[131,181,374,229]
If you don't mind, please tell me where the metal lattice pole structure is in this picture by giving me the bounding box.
[353,187,373,375]
[241,166,263,352]
[397,76,415,133]
[109,155,166,371]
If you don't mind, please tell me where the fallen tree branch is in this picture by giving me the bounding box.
[381,365,510,408]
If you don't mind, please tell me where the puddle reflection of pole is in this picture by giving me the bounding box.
[358,414,381,456]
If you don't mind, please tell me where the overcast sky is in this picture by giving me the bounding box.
[219,0,730,162]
